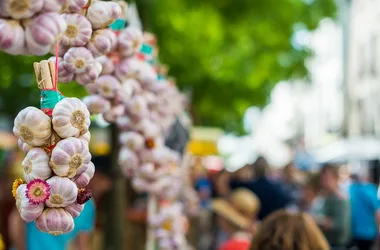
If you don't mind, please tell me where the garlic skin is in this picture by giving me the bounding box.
[86,29,117,57]
[83,95,111,114]
[52,97,90,138]
[72,161,95,188]
[0,19,25,55]
[22,148,51,182]
[42,0,69,12]
[118,147,139,177]
[94,75,121,99]
[119,132,145,151]
[75,61,102,85]
[13,107,51,147]
[96,56,115,75]
[35,208,74,235]
[63,47,94,74]
[18,139,33,153]
[61,13,92,47]
[46,176,78,208]
[118,27,143,57]
[48,56,74,83]
[50,137,91,178]
[65,203,84,218]
[0,0,43,19]
[15,184,44,222]
[86,1,122,29]
[103,105,124,123]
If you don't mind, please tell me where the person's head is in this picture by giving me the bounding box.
[320,164,340,192]
[283,162,297,180]
[250,210,329,250]
[301,173,321,205]
[253,156,268,179]
[234,165,254,181]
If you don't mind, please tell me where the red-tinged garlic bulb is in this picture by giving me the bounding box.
[22,148,51,182]
[13,107,51,147]
[118,147,139,177]
[119,131,145,151]
[48,56,74,83]
[42,0,69,12]
[96,56,115,75]
[87,29,117,57]
[63,47,94,74]
[18,139,33,153]
[75,61,102,85]
[52,97,90,138]
[50,137,91,178]
[103,104,124,123]
[61,13,92,47]
[65,203,84,218]
[35,208,74,235]
[94,75,121,99]
[71,161,95,188]
[46,176,78,207]
[79,131,91,144]
[127,95,149,117]
[83,95,111,114]
[0,19,25,55]
[15,184,44,222]
[86,1,121,29]
[0,0,43,19]
[118,27,143,58]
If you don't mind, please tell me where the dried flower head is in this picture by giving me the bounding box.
[12,178,26,198]
[77,188,92,205]
[26,179,51,205]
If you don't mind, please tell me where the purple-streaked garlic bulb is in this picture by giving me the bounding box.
[67,0,88,13]
[103,104,124,123]
[42,0,69,12]
[48,56,74,83]
[75,61,102,85]
[86,1,121,29]
[127,95,149,117]
[22,148,51,182]
[65,202,84,218]
[83,95,111,114]
[35,208,74,235]
[118,147,139,177]
[15,184,44,222]
[0,0,43,19]
[52,97,90,138]
[46,176,78,207]
[96,56,115,75]
[94,75,121,99]
[50,137,91,178]
[61,13,92,47]
[18,139,33,153]
[119,131,144,151]
[71,161,95,188]
[63,47,94,74]
[79,131,91,144]
[0,19,25,55]
[87,29,117,57]
[118,27,143,57]
[13,107,51,147]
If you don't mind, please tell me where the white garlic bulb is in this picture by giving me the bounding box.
[13,107,51,147]
[15,184,44,222]
[22,148,51,182]
[136,119,161,138]
[52,97,90,138]
[65,203,84,218]
[127,95,149,117]
[118,27,143,58]
[79,131,91,144]
[75,61,102,85]
[48,56,74,83]
[118,147,139,177]
[115,58,141,81]
[18,139,33,153]
[35,208,74,235]
[72,161,95,188]
[96,56,115,75]
[119,131,144,151]
[0,0,43,19]
[86,1,121,29]
[0,19,25,55]
[63,47,94,74]
[50,137,91,178]
[61,13,92,47]
[86,29,117,57]
[46,176,78,207]
[83,95,111,114]
[103,105,124,123]
[94,75,121,99]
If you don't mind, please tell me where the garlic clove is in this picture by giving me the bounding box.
[96,56,115,75]
[18,139,33,153]
[119,131,144,151]
[118,27,143,58]
[63,47,94,74]
[46,176,78,207]
[103,104,124,123]
[0,19,25,55]
[83,95,111,114]
[48,56,74,83]
[86,29,117,57]
[94,75,121,99]
[61,13,92,47]
[52,97,91,138]
[27,13,67,46]
[75,61,102,85]
[71,161,95,188]
[15,184,44,222]
[86,1,121,29]
[22,148,51,182]
[64,202,84,218]
[50,137,91,178]
[0,0,43,19]
[13,107,52,147]
[35,208,74,235]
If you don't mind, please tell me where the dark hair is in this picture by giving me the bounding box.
[253,156,268,178]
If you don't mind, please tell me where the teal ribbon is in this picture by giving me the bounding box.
[158,74,165,80]
[40,90,65,111]
[109,19,126,31]
[140,43,154,55]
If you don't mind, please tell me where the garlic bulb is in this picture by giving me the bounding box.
[42,0,69,12]
[86,1,121,29]
[50,43,69,57]
[25,26,51,56]
[61,13,92,47]
[65,203,84,218]
[103,105,124,123]
[118,27,143,57]
[79,131,91,144]
[46,176,78,207]
[52,97,90,138]
[94,75,121,99]
[84,83,98,95]
[13,107,51,147]
[0,0,43,19]
[96,56,115,75]
[87,29,117,57]
[35,208,74,235]
[72,161,95,188]
[118,147,139,177]
[136,119,160,138]
[127,95,149,117]
[22,148,51,182]
[75,61,102,85]
[139,149,155,164]
[50,137,91,178]
[68,0,88,13]
[63,47,94,74]
[119,132,145,151]
[115,58,141,81]
[116,116,131,130]
[0,19,25,55]
[15,184,44,222]
[48,56,74,83]
[18,139,33,153]
[83,95,111,114]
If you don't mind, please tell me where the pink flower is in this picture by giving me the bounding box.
[26,179,51,205]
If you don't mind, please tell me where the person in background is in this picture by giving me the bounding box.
[192,156,212,209]
[250,209,329,250]
[349,173,380,250]
[212,188,260,250]
[280,162,302,203]
[319,164,351,250]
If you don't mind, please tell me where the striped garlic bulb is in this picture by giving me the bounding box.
[35,208,74,235]
[22,148,52,182]
[46,176,78,208]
